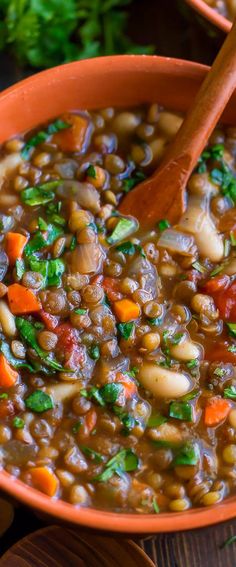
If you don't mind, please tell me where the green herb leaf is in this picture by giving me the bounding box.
[94,449,138,482]
[72,420,82,434]
[38,217,48,231]
[69,236,77,251]
[214,367,227,378]
[171,332,184,345]
[157,219,171,232]
[12,416,25,428]
[15,317,63,371]
[147,413,167,427]
[172,442,200,466]
[123,171,146,193]
[81,446,104,463]
[25,390,54,413]
[21,181,60,206]
[86,164,96,178]
[29,257,65,287]
[169,401,193,422]
[117,322,134,340]
[0,393,8,399]
[100,383,123,404]
[0,341,34,372]
[21,120,70,159]
[152,498,160,514]
[228,345,236,353]
[227,323,236,337]
[24,223,63,256]
[115,241,136,255]
[107,217,138,245]
[224,386,236,399]
[88,344,100,360]
[192,261,207,274]
[74,308,87,315]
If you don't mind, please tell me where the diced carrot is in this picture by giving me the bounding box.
[113,298,140,322]
[0,354,18,388]
[204,397,231,426]
[84,409,97,435]
[52,113,88,153]
[86,166,106,189]
[115,372,137,398]
[8,284,41,314]
[30,466,58,497]
[102,277,122,302]
[5,232,28,265]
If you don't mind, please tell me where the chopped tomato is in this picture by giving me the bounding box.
[102,277,122,302]
[39,310,59,331]
[203,274,230,294]
[55,323,84,370]
[211,281,236,322]
[115,372,137,398]
[205,342,236,363]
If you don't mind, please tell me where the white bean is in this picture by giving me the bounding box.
[170,339,201,361]
[0,153,22,189]
[179,195,224,262]
[46,382,81,403]
[0,300,16,337]
[138,362,193,398]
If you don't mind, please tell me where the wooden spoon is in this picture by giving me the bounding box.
[119,19,236,226]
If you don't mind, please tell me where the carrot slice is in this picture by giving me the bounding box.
[30,467,58,497]
[204,397,231,426]
[5,232,27,265]
[8,284,41,315]
[0,354,18,388]
[113,298,140,322]
[115,372,137,399]
[84,409,97,435]
[53,113,88,152]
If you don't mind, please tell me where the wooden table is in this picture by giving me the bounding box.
[0,1,235,565]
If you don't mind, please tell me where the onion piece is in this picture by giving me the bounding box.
[57,180,100,213]
[0,249,8,281]
[158,228,195,255]
[71,243,105,274]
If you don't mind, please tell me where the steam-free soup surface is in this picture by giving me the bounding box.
[0,104,235,514]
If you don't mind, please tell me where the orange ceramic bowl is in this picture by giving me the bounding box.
[0,55,236,533]
[185,0,231,33]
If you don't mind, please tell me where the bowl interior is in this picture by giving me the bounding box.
[0,55,236,533]
[185,0,231,33]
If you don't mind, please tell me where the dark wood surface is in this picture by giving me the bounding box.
[0,1,236,565]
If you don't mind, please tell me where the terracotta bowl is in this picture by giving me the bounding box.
[185,0,231,33]
[0,55,236,533]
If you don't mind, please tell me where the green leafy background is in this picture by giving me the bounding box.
[0,0,153,68]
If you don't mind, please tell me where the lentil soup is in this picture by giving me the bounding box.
[0,104,235,515]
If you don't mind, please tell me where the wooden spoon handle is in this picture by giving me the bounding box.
[161,17,236,170]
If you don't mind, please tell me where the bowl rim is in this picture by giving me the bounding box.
[185,0,231,33]
[0,54,236,532]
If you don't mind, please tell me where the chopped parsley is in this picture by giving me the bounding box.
[93,449,139,482]
[117,322,134,340]
[21,120,70,160]
[123,171,146,193]
[25,390,54,413]
[227,323,236,338]
[86,164,96,178]
[157,219,170,232]
[21,181,61,206]
[88,344,100,360]
[12,417,25,429]
[107,217,138,245]
[192,261,206,274]
[224,386,236,400]
[169,401,193,422]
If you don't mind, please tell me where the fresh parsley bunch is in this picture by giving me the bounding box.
[0,0,153,68]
